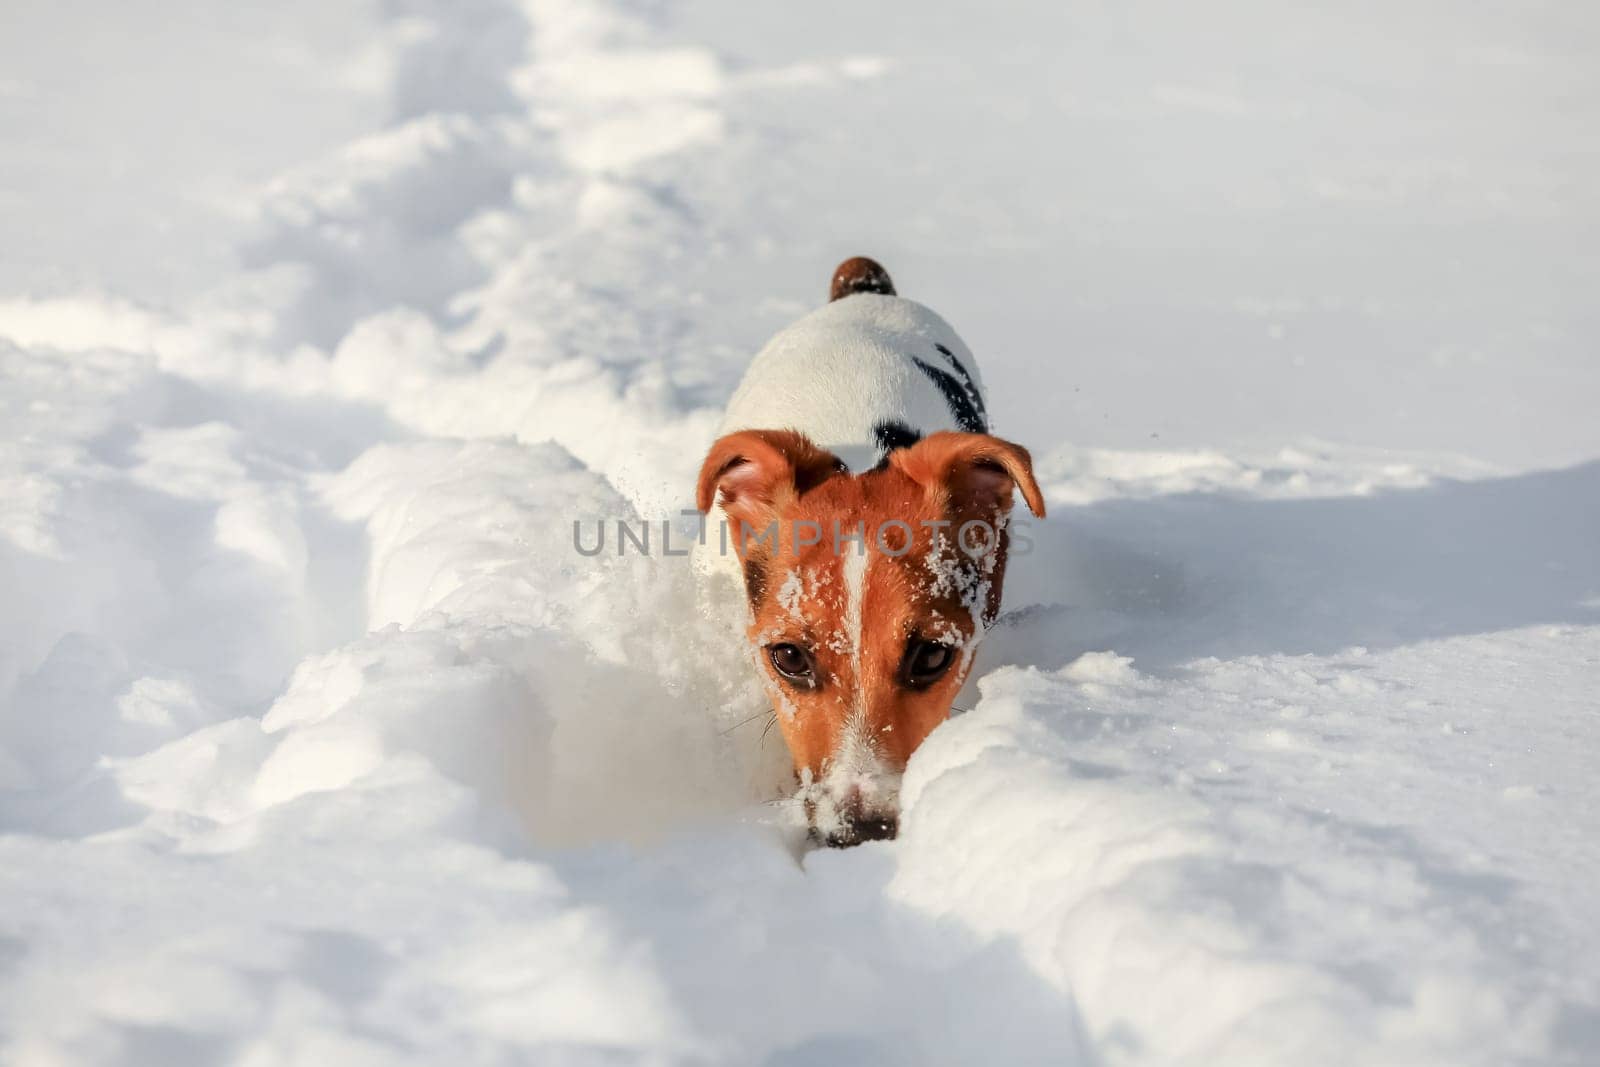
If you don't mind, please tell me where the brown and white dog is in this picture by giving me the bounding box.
[696,258,1044,846]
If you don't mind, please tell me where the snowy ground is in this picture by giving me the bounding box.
[2,1,1598,1064]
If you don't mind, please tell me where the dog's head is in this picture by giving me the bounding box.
[697,429,1044,846]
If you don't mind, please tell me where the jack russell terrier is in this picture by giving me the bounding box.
[696,257,1044,847]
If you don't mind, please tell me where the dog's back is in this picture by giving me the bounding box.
[718,257,990,475]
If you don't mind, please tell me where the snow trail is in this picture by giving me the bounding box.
[1,0,1598,1063]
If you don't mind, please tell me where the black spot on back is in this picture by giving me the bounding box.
[871,420,923,471]
[930,343,988,430]
[912,356,987,434]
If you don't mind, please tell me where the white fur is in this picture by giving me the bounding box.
[842,543,868,667]
[718,292,986,472]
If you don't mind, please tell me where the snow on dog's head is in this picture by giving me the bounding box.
[697,429,1044,847]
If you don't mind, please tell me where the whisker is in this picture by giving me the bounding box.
[720,708,772,735]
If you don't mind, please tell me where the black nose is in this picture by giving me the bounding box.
[822,812,899,848]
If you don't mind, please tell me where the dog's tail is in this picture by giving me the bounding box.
[829,256,896,302]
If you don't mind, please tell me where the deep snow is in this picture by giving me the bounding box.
[2,1,1598,1064]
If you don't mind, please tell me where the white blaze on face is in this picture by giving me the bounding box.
[811,543,899,830]
[842,543,868,670]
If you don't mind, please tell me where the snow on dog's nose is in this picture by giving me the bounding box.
[804,716,903,847]
[807,777,901,848]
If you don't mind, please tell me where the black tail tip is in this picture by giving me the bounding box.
[829,256,896,302]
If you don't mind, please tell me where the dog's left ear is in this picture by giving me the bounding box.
[696,429,843,530]
[891,431,1046,520]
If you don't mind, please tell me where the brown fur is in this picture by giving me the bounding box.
[829,256,897,301]
[698,430,1044,810]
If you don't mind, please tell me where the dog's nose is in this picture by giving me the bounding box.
[821,796,899,848]
[827,812,898,847]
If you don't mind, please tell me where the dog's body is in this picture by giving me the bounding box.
[717,258,991,474]
[697,259,1043,846]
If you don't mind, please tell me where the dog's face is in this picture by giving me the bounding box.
[697,430,1044,846]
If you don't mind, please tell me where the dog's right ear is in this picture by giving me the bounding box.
[890,431,1046,521]
[696,430,843,534]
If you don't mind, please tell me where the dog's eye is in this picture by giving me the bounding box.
[768,643,816,685]
[902,640,955,688]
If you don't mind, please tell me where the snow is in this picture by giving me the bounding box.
[2,0,1598,1064]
